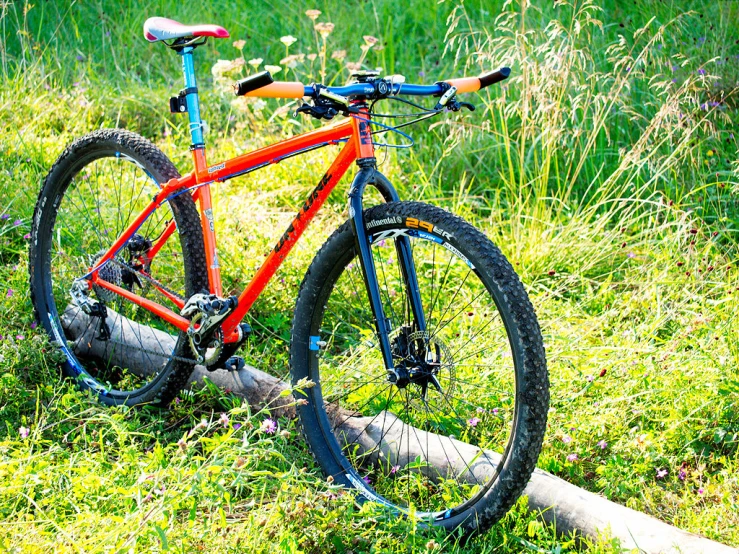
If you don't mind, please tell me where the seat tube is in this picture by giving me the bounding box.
[180,46,222,296]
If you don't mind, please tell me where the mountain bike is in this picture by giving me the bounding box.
[29,17,549,535]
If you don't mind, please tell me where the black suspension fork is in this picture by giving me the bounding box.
[348,160,427,378]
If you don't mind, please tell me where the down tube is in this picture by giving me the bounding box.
[221,141,357,339]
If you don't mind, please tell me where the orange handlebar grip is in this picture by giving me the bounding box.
[244,81,305,98]
[444,77,481,94]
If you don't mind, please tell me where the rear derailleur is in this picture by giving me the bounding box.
[181,293,250,371]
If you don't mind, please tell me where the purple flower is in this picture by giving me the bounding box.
[23,233,31,240]
[418,71,425,77]
[597,440,608,450]
[13,219,21,226]
[467,417,480,427]
[627,252,635,259]
[697,69,706,75]
[562,434,572,444]
[476,406,485,414]
[656,468,668,479]
[260,418,277,434]
[390,465,400,474]
[492,408,499,415]
[671,65,679,71]
[377,239,386,248]
[697,487,704,495]
[233,423,242,430]
[679,469,686,481]
[362,475,371,485]
[30,321,37,330]
[76,54,84,61]
[219,413,229,427]
[6,289,13,298]
[19,426,29,439]
[16,334,24,340]
[566,453,578,462]
[1,214,8,220]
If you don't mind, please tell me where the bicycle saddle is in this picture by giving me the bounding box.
[143,17,230,43]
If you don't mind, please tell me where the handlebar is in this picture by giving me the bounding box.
[234,67,511,99]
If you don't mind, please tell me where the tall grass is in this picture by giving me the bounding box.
[0,0,738,551]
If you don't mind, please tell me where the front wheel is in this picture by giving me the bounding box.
[290,201,548,535]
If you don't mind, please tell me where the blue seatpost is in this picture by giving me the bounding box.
[179,46,205,148]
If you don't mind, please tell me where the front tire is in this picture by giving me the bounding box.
[290,201,548,535]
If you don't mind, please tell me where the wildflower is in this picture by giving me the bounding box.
[233,39,246,50]
[697,69,706,75]
[279,429,290,439]
[314,22,335,39]
[264,64,282,75]
[248,58,263,68]
[567,453,578,462]
[679,469,687,481]
[194,418,208,431]
[13,219,21,226]
[656,468,668,479]
[16,334,24,340]
[30,322,37,330]
[307,53,318,62]
[331,50,346,61]
[476,406,485,414]
[492,408,499,415]
[260,418,277,434]
[305,9,321,20]
[280,35,297,47]
[362,475,371,485]
[467,417,480,427]
[76,54,84,61]
[363,35,379,46]
[19,426,29,439]
[586,375,594,382]
[597,440,608,450]
[219,413,229,427]
[627,252,635,259]
[390,465,400,474]
[1,214,8,220]
[177,437,187,451]
[233,423,242,430]
[697,487,704,495]
[6,289,13,298]
[562,435,572,444]
[23,233,30,240]
[425,540,439,551]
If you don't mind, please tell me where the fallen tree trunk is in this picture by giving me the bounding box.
[61,306,737,554]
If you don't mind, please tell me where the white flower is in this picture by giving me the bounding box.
[264,65,282,75]
[248,58,263,69]
[280,35,297,47]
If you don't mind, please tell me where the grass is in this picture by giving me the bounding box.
[1,0,738,552]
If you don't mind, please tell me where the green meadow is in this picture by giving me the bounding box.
[0,0,737,552]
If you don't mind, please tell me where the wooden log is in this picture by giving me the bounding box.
[61,306,737,554]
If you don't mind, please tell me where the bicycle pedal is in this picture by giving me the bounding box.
[223,356,245,372]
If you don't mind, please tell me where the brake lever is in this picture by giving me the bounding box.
[445,98,476,112]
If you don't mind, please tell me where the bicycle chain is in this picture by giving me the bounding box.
[106,338,198,365]
[97,258,197,365]
[106,257,185,303]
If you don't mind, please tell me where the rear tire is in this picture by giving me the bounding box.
[290,201,548,535]
[29,129,208,406]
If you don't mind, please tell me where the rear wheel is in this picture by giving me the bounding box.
[290,201,548,534]
[29,129,208,406]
